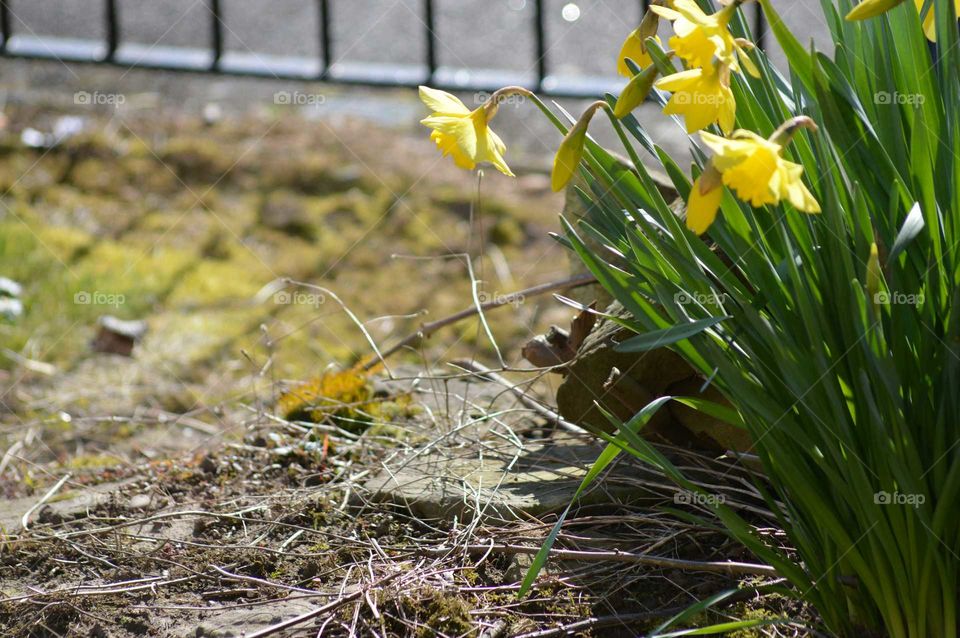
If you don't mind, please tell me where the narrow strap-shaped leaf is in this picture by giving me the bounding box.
[615,316,730,352]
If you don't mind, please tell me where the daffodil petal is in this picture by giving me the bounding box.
[686,176,724,234]
[421,114,478,162]
[649,5,682,20]
[479,124,514,177]
[419,86,470,115]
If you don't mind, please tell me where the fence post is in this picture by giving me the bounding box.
[210,0,223,71]
[319,0,332,79]
[104,0,119,61]
[533,0,546,91]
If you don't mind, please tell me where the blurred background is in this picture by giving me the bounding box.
[0,0,830,461]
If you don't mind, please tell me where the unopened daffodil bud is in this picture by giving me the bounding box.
[614,63,660,119]
[551,101,606,192]
[845,0,906,21]
[866,242,883,301]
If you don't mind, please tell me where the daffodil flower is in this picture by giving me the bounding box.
[656,65,736,134]
[684,117,821,235]
[419,86,521,177]
[702,129,820,210]
[651,0,758,77]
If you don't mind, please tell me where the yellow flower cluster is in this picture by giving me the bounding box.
[416,0,822,235]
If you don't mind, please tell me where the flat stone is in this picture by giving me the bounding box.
[191,599,318,637]
[363,431,671,521]
[0,479,135,531]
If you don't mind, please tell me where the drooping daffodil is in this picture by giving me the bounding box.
[685,116,821,235]
[651,0,758,77]
[655,64,736,134]
[419,86,529,177]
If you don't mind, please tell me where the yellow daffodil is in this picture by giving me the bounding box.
[651,0,758,76]
[683,117,820,235]
[552,101,606,191]
[419,86,514,177]
[656,65,736,134]
[701,129,820,211]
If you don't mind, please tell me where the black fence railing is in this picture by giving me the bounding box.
[0,0,766,99]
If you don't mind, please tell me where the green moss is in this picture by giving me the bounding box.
[166,255,271,306]
[160,137,236,184]
[489,217,526,246]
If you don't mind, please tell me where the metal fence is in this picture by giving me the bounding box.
[0,0,766,98]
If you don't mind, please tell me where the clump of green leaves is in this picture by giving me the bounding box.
[522,1,960,636]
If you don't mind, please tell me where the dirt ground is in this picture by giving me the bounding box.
[0,99,809,637]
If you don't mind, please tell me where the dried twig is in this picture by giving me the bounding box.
[244,571,404,638]
[21,473,71,530]
[413,543,777,577]
[364,273,597,371]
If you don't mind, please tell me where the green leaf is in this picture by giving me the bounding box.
[615,316,730,352]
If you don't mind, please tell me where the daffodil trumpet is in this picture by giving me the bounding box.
[655,60,737,134]
[651,0,759,77]
[551,101,608,192]
[419,85,531,177]
[684,116,821,235]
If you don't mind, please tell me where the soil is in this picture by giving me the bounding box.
[0,101,810,637]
